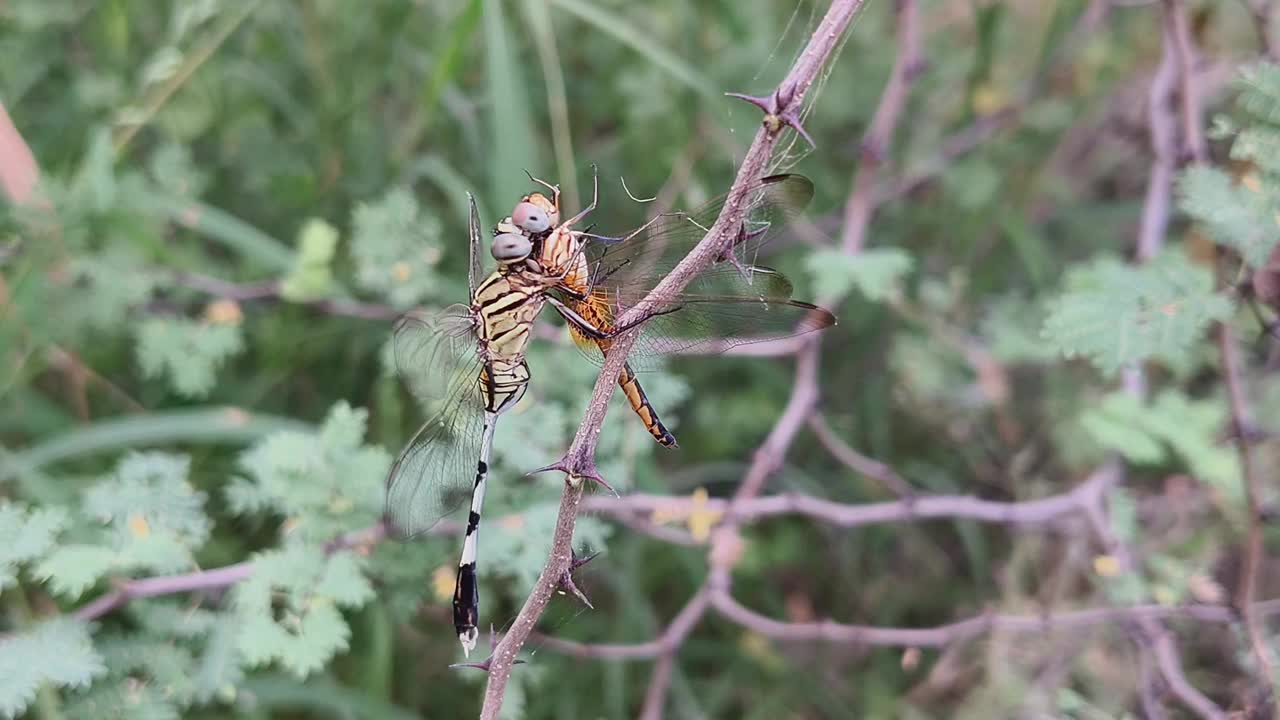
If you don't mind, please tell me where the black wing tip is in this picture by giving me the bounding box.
[791,300,838,328]
[760,173,814,191]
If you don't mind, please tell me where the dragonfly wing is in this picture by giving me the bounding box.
[589,174,815,293]
[467,194,485,299]
[386,305,485,538]
[393,304,478,406]
[567,266,835,372]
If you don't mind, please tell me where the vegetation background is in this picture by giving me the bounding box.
[2,0,1279,717]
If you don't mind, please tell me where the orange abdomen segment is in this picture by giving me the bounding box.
[571,293,676,448]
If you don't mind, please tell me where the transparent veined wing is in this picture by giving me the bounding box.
[467,193,485,299]
[558,175,829,370]
[385,305,485,539]
[587,174,815,294]
[567,265,836,371]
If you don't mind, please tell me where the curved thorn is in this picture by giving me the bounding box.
[724,91,777,115]
[570,549,602,571]
[559,570,593,609]
[779,110,816,149]
[525,459,570,478]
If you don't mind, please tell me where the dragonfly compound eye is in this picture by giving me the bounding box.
[491,232,533,262]
[512,202,551,234]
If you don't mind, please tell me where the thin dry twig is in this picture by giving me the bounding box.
[477,2,869,715]
[173,271,401,322]
[71,523,387,623]
[807,413,916,497]
[537,590,1280,660]
[840,0,921,255]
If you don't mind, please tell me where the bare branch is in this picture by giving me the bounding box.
[536,592,1280,658]
[72,522,387,623]
[807,414,916,498]
[172,271,402,322]
[840,0,921,255]
[585,469,1111,530]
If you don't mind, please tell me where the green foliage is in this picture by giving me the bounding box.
[279,219,339,302]
[233,546,373,678]
[1041,251,1233,374]
[37,452,211,598]
[1178,166,1276,268]
[805,247,913,302]
[228,402,389,543]
[349,189,445,308]
[1079,390,1240,503]
[0,619,105,718]
[0,503,66,591]
[135,318,245,398]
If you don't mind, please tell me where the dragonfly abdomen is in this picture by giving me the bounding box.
[618,362,677,447]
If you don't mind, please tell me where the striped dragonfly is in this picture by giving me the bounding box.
[383,177,615,656]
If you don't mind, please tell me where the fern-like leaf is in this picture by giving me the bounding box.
[1041,251,1232,374]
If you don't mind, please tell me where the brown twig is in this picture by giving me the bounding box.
[807,413,916,497]
[72,522,387,623]
[477,2,868,715]
[1246,0,1280,61]
[840,0,921,255]
[172,271,401,321]
[539,591,1280,658]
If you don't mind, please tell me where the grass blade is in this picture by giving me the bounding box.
[550,0,716,97]
[4,407,309,481]
[484,0,538,210]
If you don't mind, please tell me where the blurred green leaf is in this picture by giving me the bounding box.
[1178,166,1277,268]
[0,619,106,718]
[135,317,245,398]
[1042,251,1233,374]
[280,218,339,302]
[805,247,913,302]
[0,503,67,591]
[5,408,310,482]
[349,188,444,307]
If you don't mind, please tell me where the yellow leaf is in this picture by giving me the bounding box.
[971,83,1007,115]
[1243,172,1262,193]
[391,261,412,283]
[432,565,455,603]
[686,487,722,543]
[127,514,150,538]
[1093,554,1122,577]
[204,299,243,326]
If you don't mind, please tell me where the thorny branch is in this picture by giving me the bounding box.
[478,1,869,716]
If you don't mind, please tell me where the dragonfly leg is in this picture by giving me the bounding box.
[562,163,599,227]
[523,169,562,217]
[546,295,682,339]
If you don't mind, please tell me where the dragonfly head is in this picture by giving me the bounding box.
[491,231,533,264]
[512,194,559,233]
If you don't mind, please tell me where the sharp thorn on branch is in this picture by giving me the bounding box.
[725,91,779,116]
[570,549,601,572]
[525,459,571,478]
[558,568,594,609]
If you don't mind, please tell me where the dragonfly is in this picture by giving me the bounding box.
[384,175,649,656]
